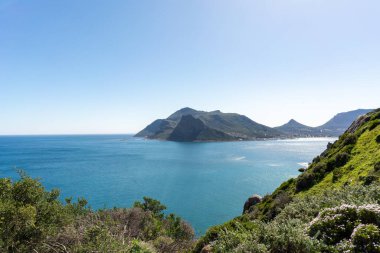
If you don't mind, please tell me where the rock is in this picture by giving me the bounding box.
[298,168,306,172]
[243,194,262,213]
[200,244,212,253]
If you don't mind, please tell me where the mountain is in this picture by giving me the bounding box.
[137,108,375,141]
[135,107,284,141]
[317,108,373,136]
[275,119,322,137]
[195,108,380,252]
[167,115,235,142]
[276,109,374,137]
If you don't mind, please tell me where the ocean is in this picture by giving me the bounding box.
[0,135,335,235]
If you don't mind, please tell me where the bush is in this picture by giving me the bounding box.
[332,167,344,183]
[134,197,167,219]
[372,111,380,120]
[351,224,380,252]
[263,219,320,253]
[309,204,380,247]
[376,135,380,143]
[342,133,357,145]
[369,120,380,131]
[295,173,315,192]
[375,162,380,172]
[326,152,350,172]
[362,175,379,186]
[0,176,80,252]
[309,204,359,245]
[312,156,321,163]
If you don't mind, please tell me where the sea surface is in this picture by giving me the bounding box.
[0,135,336,235]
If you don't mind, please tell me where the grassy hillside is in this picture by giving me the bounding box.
[194,109,380,252]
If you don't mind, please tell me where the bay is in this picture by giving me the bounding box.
[0,135,335,235]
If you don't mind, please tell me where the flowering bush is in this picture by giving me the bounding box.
[309,204,359,244]
[351,224,380,252]
[309,204,380,251]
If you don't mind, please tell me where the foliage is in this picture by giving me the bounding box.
[351,224,380,252]
[134,197,166,219]
[0,174,194,253]
[195,184,380,252]
[308,204,380,251]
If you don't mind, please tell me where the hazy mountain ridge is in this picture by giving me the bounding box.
[275,108,374,137]
[274,119,322,137]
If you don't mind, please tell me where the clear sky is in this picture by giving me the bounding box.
[1,0,379,135]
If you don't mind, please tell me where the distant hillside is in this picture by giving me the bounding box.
[137,108,374,141]
[275,119,322,137]
[276,109,374,137]
[195,108,380,252]
[135,107,284,141]
[317,108,373,136]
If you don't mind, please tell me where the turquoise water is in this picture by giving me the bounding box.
[0,135,335,235]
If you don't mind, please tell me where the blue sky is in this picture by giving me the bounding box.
[1,0,379,134]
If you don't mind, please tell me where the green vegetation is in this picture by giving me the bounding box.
[195,109,380,252]
[194,184,380,253]
[0,174,194,253]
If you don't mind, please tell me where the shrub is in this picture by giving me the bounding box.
[376,135,380,143]
[263,219,320,253]
[332,167,344,183]
[295,173,315,192]
[369,120,380,131]
[0,175,79,252]
[327,152,350,172]
[372,111,380,120]
[129,239,156,253]
[211,222,259,252]
[375,162,380,172]
[309,204,359,245]
[357,204,380,225]
[362,175,379,186]
[312,163,326,178]
[342,133,357,145]
[309,204,380,247]
[351,224,380,252]
[312,156,321,163]
[134,197,167,219]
